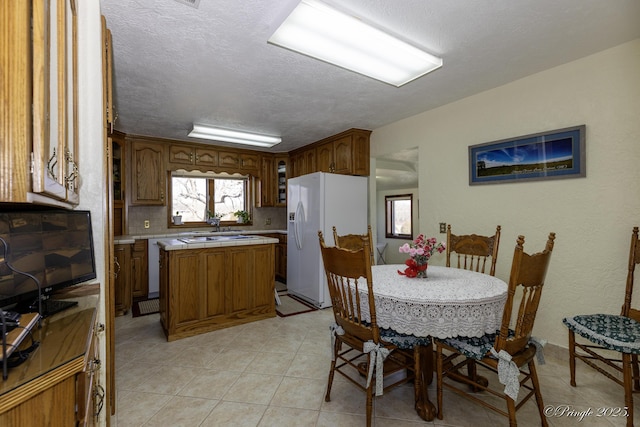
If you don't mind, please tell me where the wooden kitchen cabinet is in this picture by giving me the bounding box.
[160,243,275,341]
[168,144,219,169]
[129,138,166,205]
[0,291,101,426]
[168,144,195,166]
[219,151,259,172]
[290,148,316,178]
[275,156,288,206]
[260,233,287,282]
[289,129,369,178]
[114,243,131,316]
[111,132,126,235]
[315,129,371,176]
[0,0,81,206]
[130,239,149,300]
[259,154,275,207]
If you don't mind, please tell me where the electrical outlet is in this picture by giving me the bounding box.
[144,220,150,229]
[439,222,447,233]
[265,218,271,225]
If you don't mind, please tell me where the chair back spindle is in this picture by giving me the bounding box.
[446,225,501,276]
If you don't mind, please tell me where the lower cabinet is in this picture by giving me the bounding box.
[0,292,101,425]
[159,244,276,341]
[261,233,287,282]
[114,243,131,316]
[130,239,148,300]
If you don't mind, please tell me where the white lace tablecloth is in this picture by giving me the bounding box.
[359,265,508,338]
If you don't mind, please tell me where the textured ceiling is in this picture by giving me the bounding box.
[100,0,640,189]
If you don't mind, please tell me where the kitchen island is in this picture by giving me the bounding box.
[157,235,279,341]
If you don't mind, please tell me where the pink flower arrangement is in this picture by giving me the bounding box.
[398,234,445,278]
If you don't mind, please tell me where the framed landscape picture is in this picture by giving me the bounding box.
[469,125,586,185]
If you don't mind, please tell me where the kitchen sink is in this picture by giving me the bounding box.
[206,235,256,241]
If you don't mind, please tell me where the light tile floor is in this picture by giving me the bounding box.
[114,308,639,426]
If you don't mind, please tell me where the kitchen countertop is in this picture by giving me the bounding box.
[157,235,279,251]
[114,229,286,245]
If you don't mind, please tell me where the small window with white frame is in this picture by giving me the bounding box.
[385,194,413,239]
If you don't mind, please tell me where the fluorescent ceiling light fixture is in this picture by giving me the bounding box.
[268,0,443,87]
[188,124,282,148]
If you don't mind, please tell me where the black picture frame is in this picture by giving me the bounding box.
[469,125,586,185]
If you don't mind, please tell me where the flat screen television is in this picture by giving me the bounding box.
[0,210,97,316]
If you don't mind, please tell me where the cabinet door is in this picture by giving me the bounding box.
[168,144,194,166]
[316,142,334,173]
[32,0,78,202]
[170,251,201,326]
[130,140,165,205]
[253,245,275,308]
[275,157,288,206]
[114,244,131,316]
[194,147,218,167]
[351,131,370,176]
[260,155,274,207]
[239,153,259,171]
[218,151,240,169]
[130,240,149,300]
[333,135,354,175]
[202,251,226,318]
[0,2,32,202]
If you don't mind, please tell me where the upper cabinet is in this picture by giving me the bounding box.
[168,144,219,169]
[275,156,288,206]
[112,132,126,235]
[290,129,370,178]
[1,0,81,206]
[129,138,166,206]
[218,151,259,172]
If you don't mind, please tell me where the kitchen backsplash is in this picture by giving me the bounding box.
[126,205,287,236]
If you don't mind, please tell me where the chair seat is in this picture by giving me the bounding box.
[439,332,498,360]
[563,314,640,354]
[439,329,521,360]
[380,328,431,350]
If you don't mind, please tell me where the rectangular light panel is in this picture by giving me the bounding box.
[268,0,443,87]
[188,124,282,148]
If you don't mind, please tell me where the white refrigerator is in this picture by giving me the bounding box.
[287,172,368,308]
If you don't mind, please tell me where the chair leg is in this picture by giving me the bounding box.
[325,341,339,402]
[528,360,549,427]
[568,329,577,387]
[505,395,517,427]
[436,343,444,420]
[632,354,640,391]
[623,353,634,427]
[367,372,375,427]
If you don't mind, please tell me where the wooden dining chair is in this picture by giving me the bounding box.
[318,231,430,427]
[446,225,502,276]
[436,232,556,427]
[332,225,376,266]
[563,227,640,427]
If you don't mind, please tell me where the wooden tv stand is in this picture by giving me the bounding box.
[0,285,101,426]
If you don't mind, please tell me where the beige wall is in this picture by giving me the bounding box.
[371,39,640,349]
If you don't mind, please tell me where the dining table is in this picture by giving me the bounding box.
[363,264,509,421]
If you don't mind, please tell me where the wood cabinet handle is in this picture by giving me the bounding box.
[114,256,121,278]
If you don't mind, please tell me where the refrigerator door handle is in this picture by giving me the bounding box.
[294,201,304,250]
